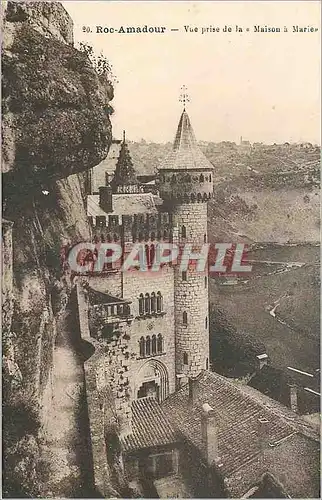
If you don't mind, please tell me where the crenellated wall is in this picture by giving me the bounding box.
[158,168,214,204]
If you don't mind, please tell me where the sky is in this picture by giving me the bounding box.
[63,1,321,144]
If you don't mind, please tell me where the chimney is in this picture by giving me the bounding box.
[188,376,198,404]
[289,383,298,413]
[257,416,269,451]
[256,353,269,371]
[99,186,113,213]
[201,403,219,465]
[176,373,187,389]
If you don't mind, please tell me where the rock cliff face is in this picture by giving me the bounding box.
[2,2,114,497]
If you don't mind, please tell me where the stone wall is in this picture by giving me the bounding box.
[123,265,176,399]
[172,203,210,377]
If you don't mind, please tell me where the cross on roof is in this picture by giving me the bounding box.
[179,85,190,110]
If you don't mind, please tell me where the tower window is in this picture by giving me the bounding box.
[182,271,187,281]
[204,234,207,243]
[181,225,186,238]
[209,175,212,182]
[199,173,204,183]
[183,311,188,325]
[204,276,207,288]
[171,174,177,184]
[152,334,157,355]
[205,317,208,329]
[183,352,188,365]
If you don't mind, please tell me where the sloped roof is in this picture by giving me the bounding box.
[159,110,213,171]
[161,370,319,496]
[87,193,157,217]
[111,137,138,190]
[121,397,178,453]
[85,286,128,306]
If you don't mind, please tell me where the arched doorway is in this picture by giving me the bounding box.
[135,359,169,403]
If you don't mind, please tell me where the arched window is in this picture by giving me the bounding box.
[182,271,187,281]
[209,175,212,182]
[151,292,156,313]
[139,294,144,316]
[199,173,204,183]
[197,193,202,202]
[206,358,209,370]
[152,335,157,355]
[145,293,151,314]
[191,193,196,203]
[204,276,207,288]
[157,333,163,353]
[146,336,151,356]
[186,174,191,182]
[145,244,150,267]
[183,311,188,325]
[205,317,208,329]
[183,352,188,365]
[171,174,177,184]
[181,225,186,238]
[150,244,155,267]
[151,232,155,241]
[139,337,145,357]
[157,291,163,313]
[204,234,207,243]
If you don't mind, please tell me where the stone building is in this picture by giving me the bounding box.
[71,109,319,498]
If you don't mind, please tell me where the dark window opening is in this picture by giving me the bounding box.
[182,271,187,281]
[152,335,157,355]
[157,291,163,313]
[145,293,151,314]
[157,333,163,353]
[181,225,187,238]
[183,352,188,365]
[146,336,151,356]
[183,311,188,325]
[139,337,145,357]
[139,294,144,316]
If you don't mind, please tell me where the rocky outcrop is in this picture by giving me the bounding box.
[2,1,113,189]
[2,2,114,497]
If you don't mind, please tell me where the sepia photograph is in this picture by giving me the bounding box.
[1,0,321,498]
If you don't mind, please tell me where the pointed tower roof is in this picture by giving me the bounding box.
[111,131,138,190]
[160,110,213,170]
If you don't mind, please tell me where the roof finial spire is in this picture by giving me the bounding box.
[179,85,190,111]
[123,130,126,143]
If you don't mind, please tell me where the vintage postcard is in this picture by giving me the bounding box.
[2,0,320,498]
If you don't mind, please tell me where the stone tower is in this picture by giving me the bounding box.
[159,109,214,381]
